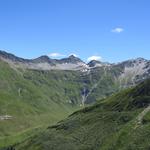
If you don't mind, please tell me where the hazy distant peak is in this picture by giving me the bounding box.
[32,55,52,63]
[60,55,84,64]
[0,50,27,62]
[87,60,111,67]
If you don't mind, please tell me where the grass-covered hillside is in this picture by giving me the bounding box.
[0,59,118,148]
[1,56,149,149]
[14,79,150,150]
[0,60,82,148]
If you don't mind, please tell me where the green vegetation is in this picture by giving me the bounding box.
[13,79,150,150]
[0,60,119,148]
[0,60,82,148]
[1,58,149,150]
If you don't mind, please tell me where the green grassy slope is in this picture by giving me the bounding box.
[0,60,83,147]
[0,58,122,148]
[14,79,150,150]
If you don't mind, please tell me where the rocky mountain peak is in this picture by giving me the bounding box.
[117,58,148,69]
[135,57,146,61]
[87,60,111,68]
[32,55,52,63]
[0,50,26,62]
[87,60,102,67]
[60,55,83,64]
[68,55,77,59]
[133,57,147,64]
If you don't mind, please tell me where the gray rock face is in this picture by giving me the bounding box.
[115,58,150,86]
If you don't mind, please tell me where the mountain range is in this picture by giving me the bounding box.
[0,50,150,94]
[1,50,150,84]
[0,50,150,149]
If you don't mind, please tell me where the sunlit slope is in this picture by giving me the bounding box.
[0,58,119,148]
[15,79,150,150]
[0,60,82,138]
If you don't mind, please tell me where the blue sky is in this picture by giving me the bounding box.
[0,0,150,62]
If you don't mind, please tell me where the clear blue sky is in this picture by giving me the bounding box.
[0,0,150,62]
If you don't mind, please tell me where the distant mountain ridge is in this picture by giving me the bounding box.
[0,50,88,71]
[0,50,150,70]
[0,50,150,90]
